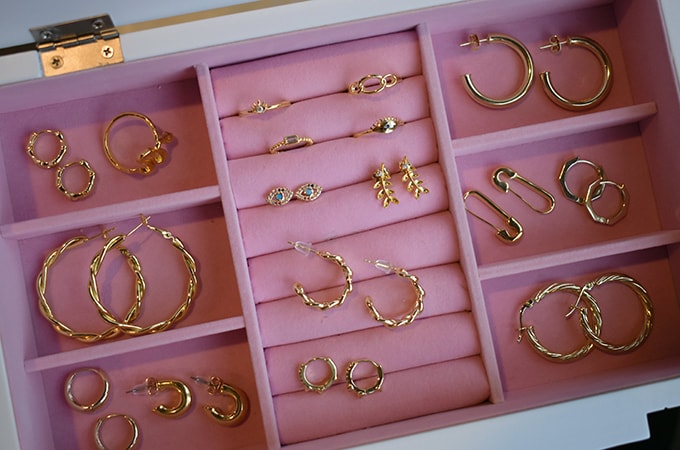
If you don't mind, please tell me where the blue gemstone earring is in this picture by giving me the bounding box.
[267,182,322,206]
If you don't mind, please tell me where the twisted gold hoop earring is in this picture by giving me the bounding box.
[460,33,534,108]
[573,274,653,354]
[298,356,337,393]
[64,368,110,412]
[127,377,193,418]
[89,215,198,336]
[539,35,613,111]
[37,230,145,343]
[94,414,139,450]
[364,259,425,328]
[346,359,384,397]
[288,241,353,310]
[518,282,603,362]
[192,376,249,426]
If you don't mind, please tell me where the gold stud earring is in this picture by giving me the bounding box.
[127,377,193,418]
[372,163,399,208]
[192,376,249,426]
[398,156,429,199]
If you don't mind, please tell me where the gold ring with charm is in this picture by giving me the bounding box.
[353,117,404,137]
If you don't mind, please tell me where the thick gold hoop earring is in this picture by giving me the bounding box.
[192,376,249,426]
[298,356,338,393]
[346,360,384,397]
[573,274,653,354]
[288,241,353,310]
[460,33,534,108]
[363,259,425,328]
[127,377,193,418]
[94,414,139,450]
[64,367,110,412]
[89,215,199,336]
[518,282,603,362]
[539,35,613,111]
[37,230,145,343]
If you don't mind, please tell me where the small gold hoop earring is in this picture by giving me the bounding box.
[103,111,174,175]
[584,179,629,226]
[64,367,110,412]
[463,190,523,244]
[94,413,139,450]
[518,282,603,362]
[288,241,353,310]
[56,159,97,200]
[573,274,653,354]
[192,376,249,426]
[89,215,199,336]
[346,359,384,397]
[539,35,613,111]
[492,167,555,214]
[460,33,534,108]
[37,229,145,343]
[558,157,606,205]
[298,357,337,393]
[363,259,425,328]
[26,129,68,169]
[127,377,192,418]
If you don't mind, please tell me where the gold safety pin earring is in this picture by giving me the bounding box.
[492,167,555,214]
[463,190,523,243]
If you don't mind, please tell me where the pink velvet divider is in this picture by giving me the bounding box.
[247,212,459,303]
[220,76,430,160]
[238,163,448,258]
[274,356,490,445]
[265,311,478,395]
[17,203,240,358]
[227,118,438,209]
[257,263,470,347]
[210,31,422,119]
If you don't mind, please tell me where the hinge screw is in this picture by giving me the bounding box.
[101,46,114,59]
[50,56,64,69]
[40,30,54,41]
[92,18,105,30]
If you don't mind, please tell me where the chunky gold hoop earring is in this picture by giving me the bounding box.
[127,377,192,418]
[364,259,425,328]
[460,33,534,108]
[288,241,353,310]
[572,273,653,354]
[37,229,145,343]
[192,376,249,426]
[89,215,198,336]
[492,167,555,214]
[26,129,68,169]
[463,190,523,244]
[298,357,337,393]
[56,159,97,200]
[103,111,174,175]
[64,368,110,412]
[94,414,139,450]
[518,282,603,362]
[346,359,384,397]
[539,35,613,111]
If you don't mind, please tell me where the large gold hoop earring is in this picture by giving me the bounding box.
[539,35,613,111]
[460,33,534,108]
[192,376,249,426]
[288,241,353,310]
[363,259,425,328]
[127,377,193,418]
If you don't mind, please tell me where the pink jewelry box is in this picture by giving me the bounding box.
[1,0,680,448]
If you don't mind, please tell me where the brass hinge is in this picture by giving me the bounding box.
[30,14,124,77]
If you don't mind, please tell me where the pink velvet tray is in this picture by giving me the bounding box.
[1,0,680,448]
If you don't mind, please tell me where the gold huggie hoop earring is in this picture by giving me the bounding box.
[558,156,606,205]
[127,377,193,418]
[346,359,384,397]
[94,414,139,450]
[460,33,534,108]
[192,376,249,426]
[539,35,613,111]
[89,215,199,336]
[572,274,653,354]
[492,167,555,214]
[463,190,523,244]
[364,259,425,328]
[103,111,174,175]
[518,282,603,362]
[56,160,97,200]
[64,367,110,412]
[298,356,338,393]
[26,129,68,169]
[288,241,353,310]
[37,229,145,343]
[584,179,629,226]
[399,156,429,199]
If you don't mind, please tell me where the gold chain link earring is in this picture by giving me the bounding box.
[192,376,249,426]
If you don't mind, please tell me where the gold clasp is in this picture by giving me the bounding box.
[492,167,555,214]
[463,190,523,244]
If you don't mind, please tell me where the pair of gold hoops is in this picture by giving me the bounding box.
[299,357,384,397]
[288,241,425,328]
[460,33,612,110]
[517,273,653,362]
[372,156,430,208]
[37,215,198,343]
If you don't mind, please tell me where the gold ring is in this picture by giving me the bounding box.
[345,359,384,397]
[239,99,292,116]
[298,357,338,393]
[348,73,400,95]
[64,367,110,412]
[94,414,139,450]
[26,129,68,169]
[269,135,314,154]
[353,117,404,138]
[56,160,96,200]
[103,111,174,175]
